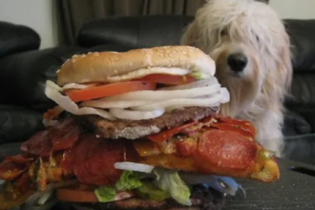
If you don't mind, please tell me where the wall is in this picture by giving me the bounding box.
[0,0,314,49]
[270,0,315,19]
[0,0,58,49]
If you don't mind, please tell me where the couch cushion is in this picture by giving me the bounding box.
[284,19,315,73]
[77,15,193,49]
[0,21,40,59]
[0,105,44,145]
[283,110,312,136]
[0,47,87,111]
[286,73,315,106]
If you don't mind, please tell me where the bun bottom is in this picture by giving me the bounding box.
[72,186,224,210]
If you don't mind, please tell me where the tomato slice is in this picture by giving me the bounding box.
[147,121,197,143]
[57,188,135,203]
[57,188,98,203]
[65,81,156,102]
[135,74,196,85]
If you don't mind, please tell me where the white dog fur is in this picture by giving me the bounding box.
[181,0,292,156]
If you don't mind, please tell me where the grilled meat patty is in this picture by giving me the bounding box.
[72,185,224,210]
[83,107,218,140]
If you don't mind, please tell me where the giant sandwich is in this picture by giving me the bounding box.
[0,46,279,210]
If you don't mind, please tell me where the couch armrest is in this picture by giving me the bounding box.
[0,46,87,110]
[0,21,40,58]
[0,105,43,145]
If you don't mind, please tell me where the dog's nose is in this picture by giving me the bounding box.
[227,53,248,72]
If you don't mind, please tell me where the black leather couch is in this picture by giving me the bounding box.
[0,16,315,164]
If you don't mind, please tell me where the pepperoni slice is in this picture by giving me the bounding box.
[49,117,80,151]
[73,135,125,185]
[196,130,257,171]
[20,130,52,157]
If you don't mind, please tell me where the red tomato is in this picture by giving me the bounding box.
[147,121,197,143]
[135,74,196,85]
[65,81,156,102]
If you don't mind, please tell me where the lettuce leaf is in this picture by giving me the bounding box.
[115,171,143,190]
[94,186,116,203]
[137,181,170,201]
[153,168,191,206]
[189,72,208,80]
[95,171,143,203]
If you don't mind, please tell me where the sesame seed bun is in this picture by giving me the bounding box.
[57,46,215,86]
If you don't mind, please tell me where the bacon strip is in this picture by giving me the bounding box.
[0,155,33,181]
[20,117,80,157]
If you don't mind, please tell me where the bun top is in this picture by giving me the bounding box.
[57,46,215,86]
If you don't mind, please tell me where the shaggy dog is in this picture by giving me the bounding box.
[181,0,292,156]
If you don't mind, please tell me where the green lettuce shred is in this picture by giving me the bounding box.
[137,181,171,201]
[115,171,143,190]
[95,171,143,203]
[94,169,191,206]
[94,186,116,203]
[189,72,207,80]
[153,168,192,206]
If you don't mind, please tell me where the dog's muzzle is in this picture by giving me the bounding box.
[227,53,248,72]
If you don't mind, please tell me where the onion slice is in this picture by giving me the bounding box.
[45,80,115,120]
[102,85,221,101]
[131,94,223,111]
[114,162,154,173]
[220,88,230,104]
[109,108,164,120]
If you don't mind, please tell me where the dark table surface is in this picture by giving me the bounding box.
[223,158,315,210]
[47,158,315,210]
[1,152,314,210]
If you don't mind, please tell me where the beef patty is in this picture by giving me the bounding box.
[72,185,224,210]
[82,107,218,140]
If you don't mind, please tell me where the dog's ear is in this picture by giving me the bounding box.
[280,32,293,96]
[265,29,292,103]
[181,22,199,47]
